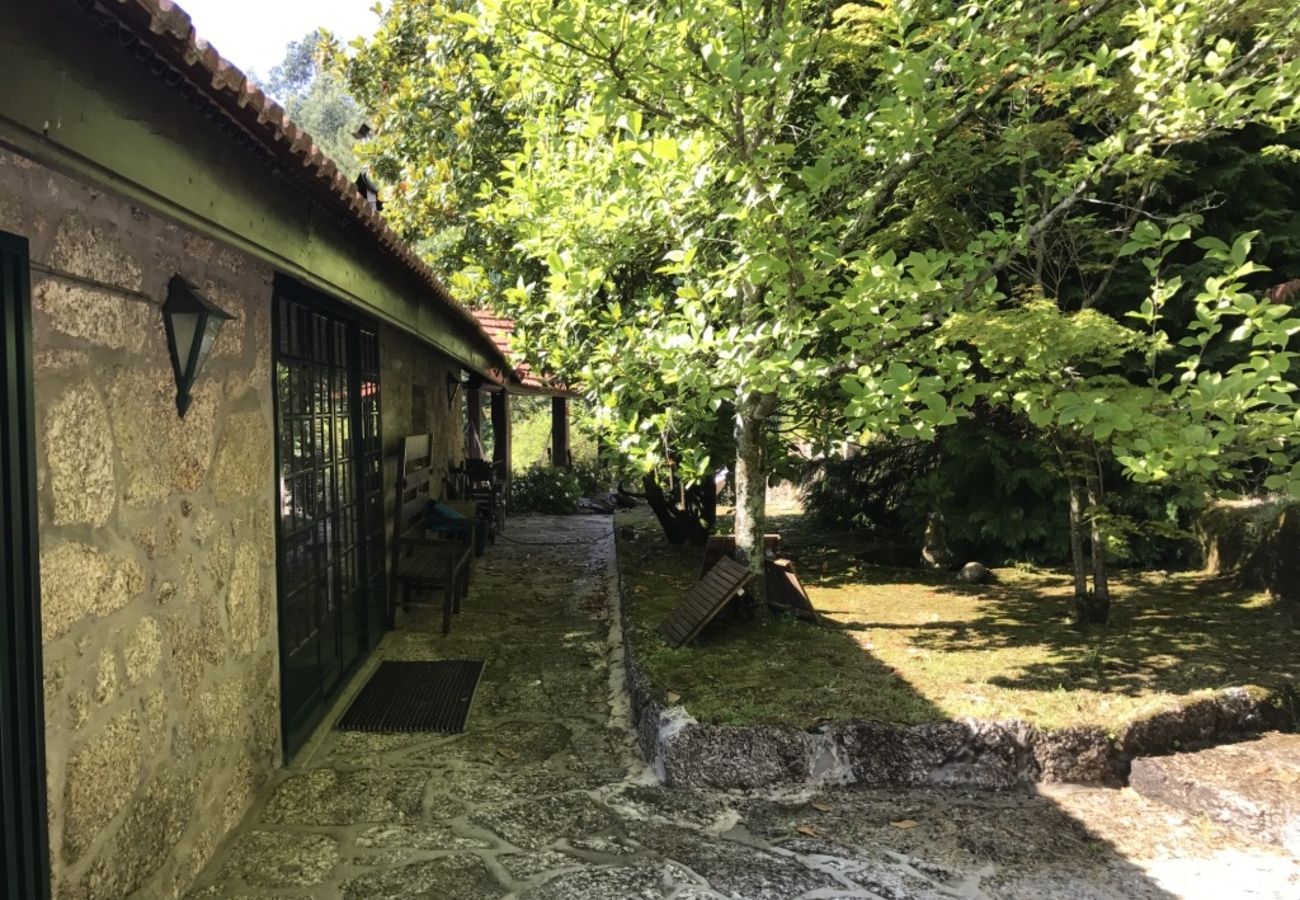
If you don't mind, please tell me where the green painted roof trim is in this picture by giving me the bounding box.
[0,5,505,379]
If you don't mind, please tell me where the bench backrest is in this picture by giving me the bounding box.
[394,433,433,545]
[699,533,782,579]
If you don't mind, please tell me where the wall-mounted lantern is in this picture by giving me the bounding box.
[446,369,468,408]
[162,275,232,418]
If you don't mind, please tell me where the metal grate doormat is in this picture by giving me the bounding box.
[337,660,484,733]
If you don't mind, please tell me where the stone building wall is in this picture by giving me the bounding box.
[379,323,467,553]
[0,150,280,899]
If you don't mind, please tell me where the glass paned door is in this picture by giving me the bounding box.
[1,231,50,900]
[273,286,385,757]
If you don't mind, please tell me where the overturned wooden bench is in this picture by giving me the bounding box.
[389,434,472,634]
[698,533,815,621]
[658,556,753,648]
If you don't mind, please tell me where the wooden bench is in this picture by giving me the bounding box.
[698,533,782,579]
[389,434,472,634]
[658,557,754,648]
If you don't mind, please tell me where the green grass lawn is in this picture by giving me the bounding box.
[618,505,1298,731]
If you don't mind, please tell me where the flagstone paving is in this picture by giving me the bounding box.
[188,515,1300,900]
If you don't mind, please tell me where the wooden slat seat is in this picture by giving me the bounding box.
[658,556,753,648]
[401,544,469,583]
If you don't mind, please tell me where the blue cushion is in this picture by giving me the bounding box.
[429,501,465,520]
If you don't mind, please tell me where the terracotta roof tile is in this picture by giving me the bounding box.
[85,0,511,377]
[470,310,575,394]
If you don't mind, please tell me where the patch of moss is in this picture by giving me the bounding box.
[618,506,1300,731]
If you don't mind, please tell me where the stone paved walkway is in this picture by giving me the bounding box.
[189,515,1300,900]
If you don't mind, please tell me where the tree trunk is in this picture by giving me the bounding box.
[642,473,711,546]
[733,401,769,597]
[1066,473,1089,621]
[685,472,717,531]
[1084,461,1111,624]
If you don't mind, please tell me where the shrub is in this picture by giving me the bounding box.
[510,464,582,514]
[570,459,637,496]
[802,414,1195,567]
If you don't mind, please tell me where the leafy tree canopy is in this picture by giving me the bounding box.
[268,29,365,176]
[343,0,1300,574]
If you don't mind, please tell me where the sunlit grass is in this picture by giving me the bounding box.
[619,506,1298,731]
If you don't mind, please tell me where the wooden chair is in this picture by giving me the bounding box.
[389,434,473,634]
[445,460,503,543]
[463,457,506,535]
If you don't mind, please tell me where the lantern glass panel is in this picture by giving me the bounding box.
[192,314,223,377]
[169,310,201,375]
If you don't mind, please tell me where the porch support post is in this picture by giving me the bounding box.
[551,396,570,467]
[466,388,483,460]
[491,390,511,490]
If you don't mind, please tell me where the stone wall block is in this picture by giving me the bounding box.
[205,530,234,590]
[40,542,145,643]
[48,212,143,290]
[162,615,208,702]
[0,189,21,232]
[226,542,265,657]
[254,505,276,566]
[63,709,143,860]
[203,280,245,359]
[35,349,91,371]
[141,688,169,749]
[216,247,245,275]
[74,771,198,900]
[124,617,163,685]
[181,232,215,264]
[34,279,158,354]
[106,368,220,505]
[661,724,813,790]
[1033,726,1121,784]
[198,587,230,667]
[93,648,119,705]
[210,410,272,501]
[43,381,117,526]
[176,681,248,759]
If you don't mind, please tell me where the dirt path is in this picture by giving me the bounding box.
[189,515,1299,899]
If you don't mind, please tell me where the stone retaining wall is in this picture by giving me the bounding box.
[3,150,280,899]
[617,537,1298,790]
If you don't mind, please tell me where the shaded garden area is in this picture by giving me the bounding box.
[619,504,1298,731]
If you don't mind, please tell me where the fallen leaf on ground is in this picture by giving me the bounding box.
[811,801,832,812]
[666,691,682,704]
[796,824,820,837]
[890,819,919,829]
